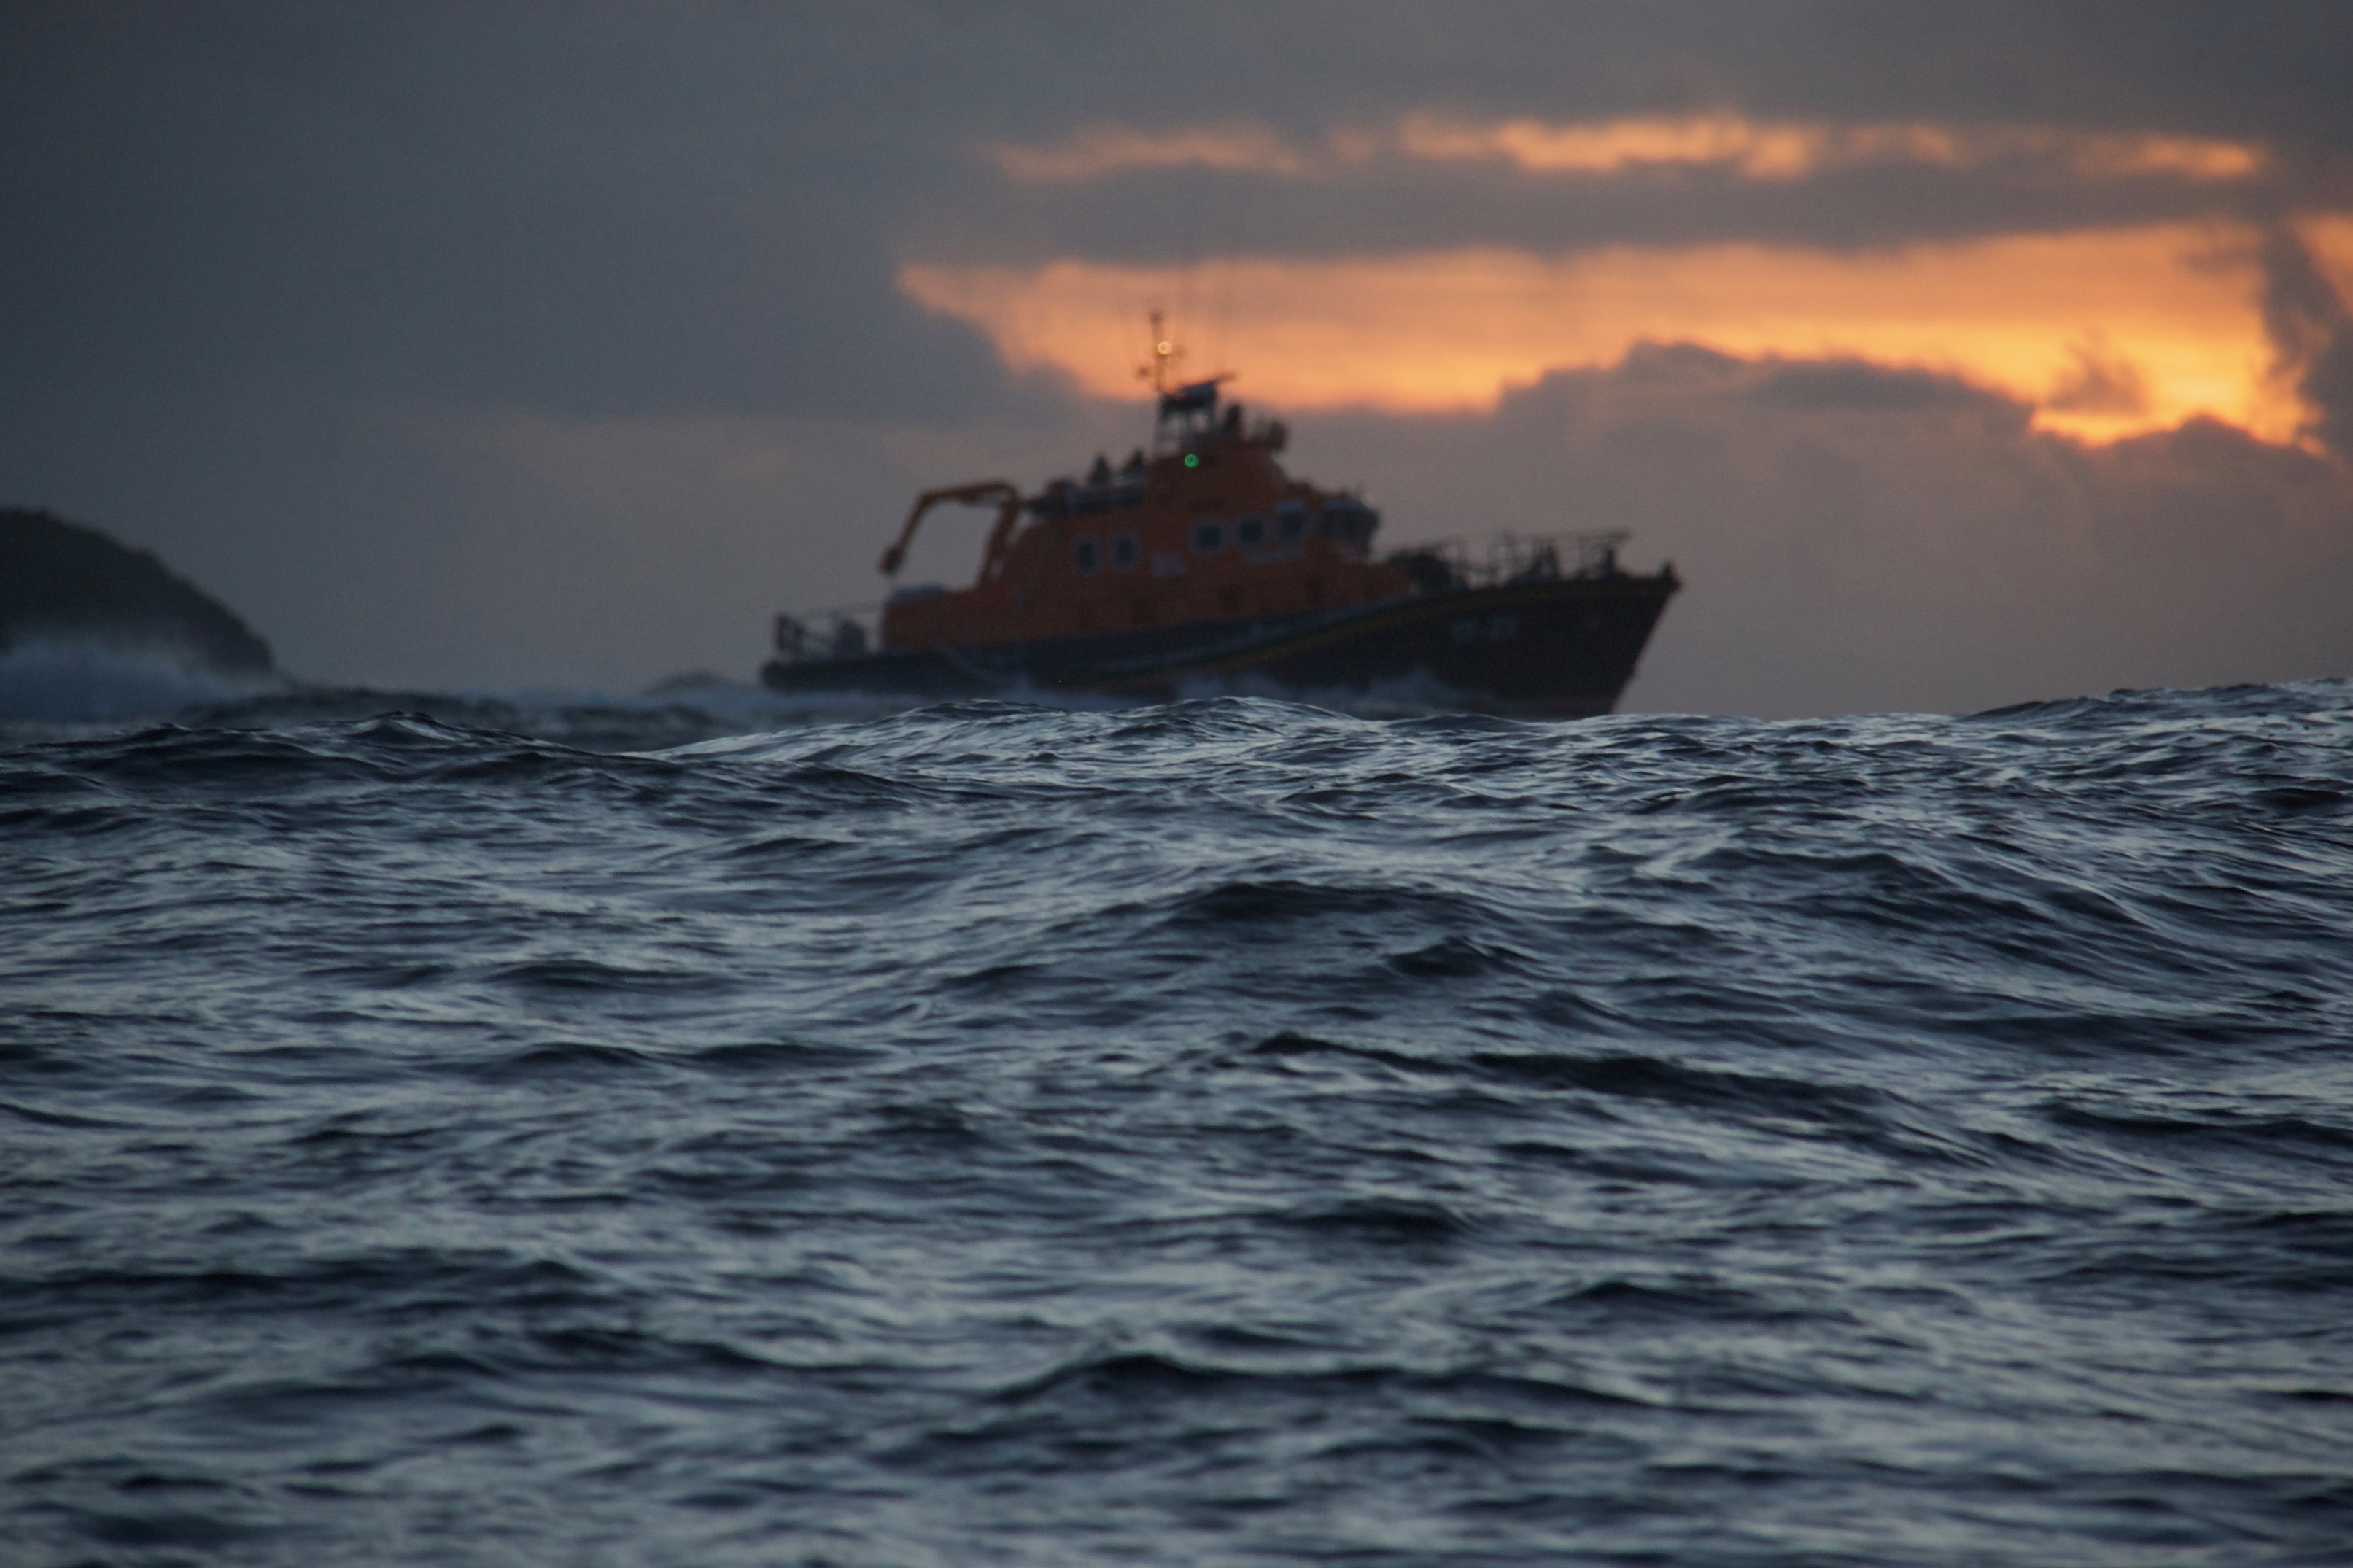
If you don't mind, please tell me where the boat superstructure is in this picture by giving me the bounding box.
[762,333,1677,715]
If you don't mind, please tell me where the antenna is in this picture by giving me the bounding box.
[1136,309,1179,394]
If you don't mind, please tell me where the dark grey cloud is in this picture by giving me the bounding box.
[1748,360,2016,415]
[961,163,2327,273]
[961,0,2353,141]
[1,6,1017,420]
[2260,227,2353,460]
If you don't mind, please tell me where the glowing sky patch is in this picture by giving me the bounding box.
[1395,112,2264,182]
[902,222,2304,445]
[989,113,2265,185]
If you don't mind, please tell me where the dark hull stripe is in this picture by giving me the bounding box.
[762,574,1678,718]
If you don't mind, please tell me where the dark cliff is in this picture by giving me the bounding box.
[1,508,274,673]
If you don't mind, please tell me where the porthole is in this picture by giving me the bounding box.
[1072,537,1101,575]
[1110,531,1141,570]
[1236,514,1268,548]
[1193,519,1226,554]
[1274,501,1308,542]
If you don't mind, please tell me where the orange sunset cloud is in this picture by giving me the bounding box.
[988,112,2265,185]
[1392,112,2263,182]
[991,120,1311,182]
[902,222,2311,446]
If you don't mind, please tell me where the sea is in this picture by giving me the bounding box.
[4,669,2352,1566]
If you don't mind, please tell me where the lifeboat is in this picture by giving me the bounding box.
[761,365,1678,718]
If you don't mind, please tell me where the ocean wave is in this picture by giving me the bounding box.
[4,676,2351,1563]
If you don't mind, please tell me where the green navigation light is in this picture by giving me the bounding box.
[1183,453,1200,467]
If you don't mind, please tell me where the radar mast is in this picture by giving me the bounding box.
[1137,311,1233,454]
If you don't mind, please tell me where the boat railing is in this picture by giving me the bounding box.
[1384,529,1632,593]
[772,600,885,664]
[1029,477,1150,519]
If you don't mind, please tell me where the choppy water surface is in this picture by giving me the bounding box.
[6,683,2353,1565]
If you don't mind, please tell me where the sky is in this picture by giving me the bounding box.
[5,1,2352,715]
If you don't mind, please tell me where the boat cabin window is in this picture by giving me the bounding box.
[1193,519,1225,554]
[1072,537,1100,575]
[1235,514,1267,548]
[1274,500,1308,542]
[1110,530,1141,571]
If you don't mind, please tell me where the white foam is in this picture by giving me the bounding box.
[0,638,281,721]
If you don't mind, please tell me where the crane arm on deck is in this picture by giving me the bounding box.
[878,481,1023,577]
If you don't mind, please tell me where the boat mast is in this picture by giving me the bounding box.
[1142,311,1178,454]
[1139,311,1230,457]
[1140,309,1176,395]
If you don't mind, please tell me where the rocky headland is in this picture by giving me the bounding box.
[1,508,274,673]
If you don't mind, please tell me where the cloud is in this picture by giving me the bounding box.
[1393,112,2263,182]
[0,7,1027,424]
[988,122,1311,182]
[902,222,2302,444]
[2306,215,2353,305]
[989,112,2266,185]
[2043,334,2153,417]
[2268,220,2353,461]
